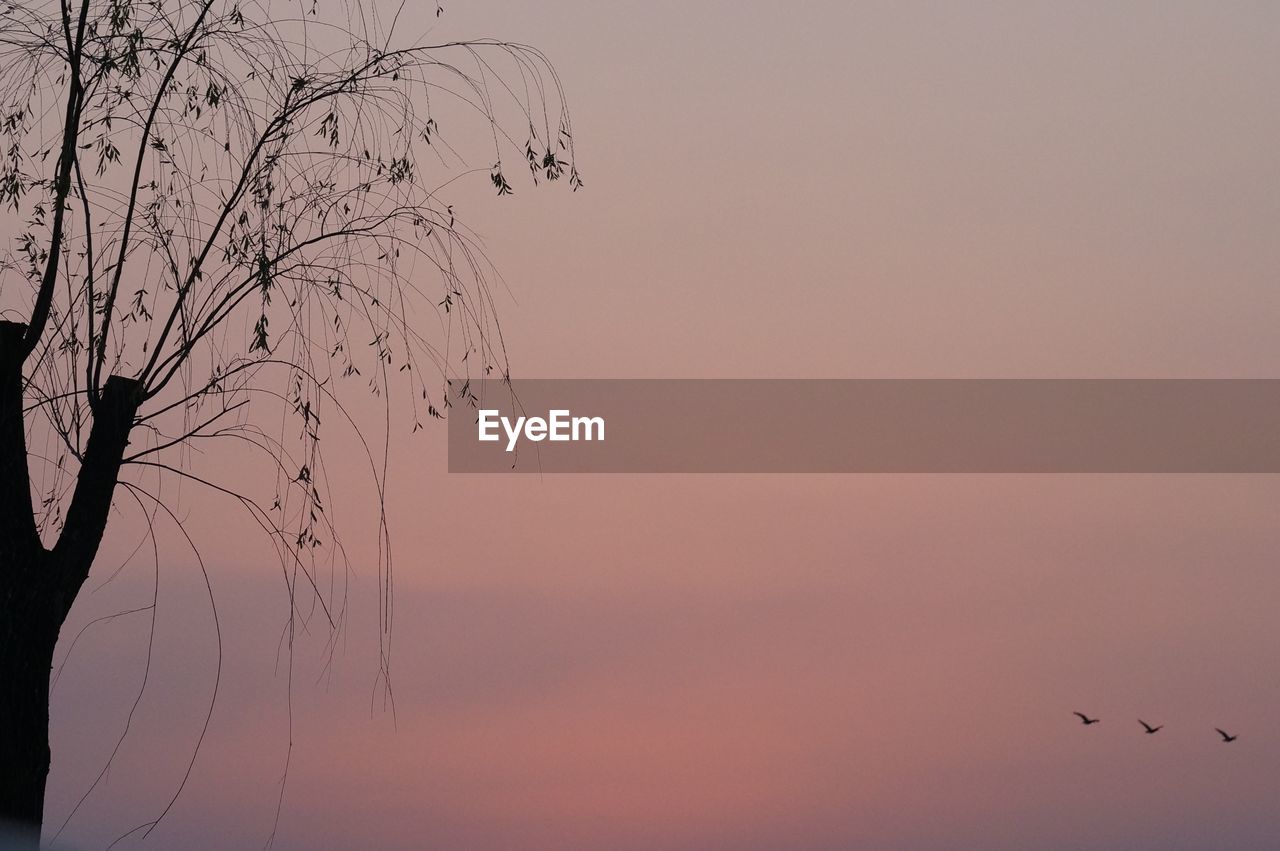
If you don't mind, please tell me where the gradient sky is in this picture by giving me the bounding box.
[39,2,1280,848]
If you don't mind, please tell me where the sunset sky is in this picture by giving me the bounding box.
[39,1,1280,848]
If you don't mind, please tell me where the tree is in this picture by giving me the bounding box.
[0,0,579,842]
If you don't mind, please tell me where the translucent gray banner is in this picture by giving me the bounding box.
[446,379,1280,473]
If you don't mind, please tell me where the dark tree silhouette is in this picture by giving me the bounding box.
[0,0,579,842]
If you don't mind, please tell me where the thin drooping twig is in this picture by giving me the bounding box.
[49,483,161,845]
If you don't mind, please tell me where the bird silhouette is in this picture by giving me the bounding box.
[1215,728,1238,743]
[1139,719,1163,734]
[1073,712,1100,725]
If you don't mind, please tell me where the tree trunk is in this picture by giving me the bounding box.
[0,555,59,847]
[0,320,143,844]
[0,320,53,846]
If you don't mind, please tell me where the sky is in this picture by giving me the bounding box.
[34,1,1280,848]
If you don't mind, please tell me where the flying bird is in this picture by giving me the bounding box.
[1073,712,1100,725]
[1215,728,1238,743]
[1139,719,1163,734]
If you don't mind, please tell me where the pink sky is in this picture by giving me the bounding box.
[40,1,1280,848]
